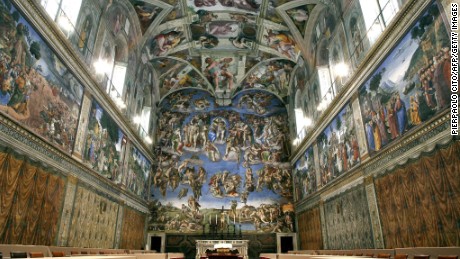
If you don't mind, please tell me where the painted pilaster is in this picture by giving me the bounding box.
[57,175,78,246]
[313,141,321,189]
[72,92,92,161]
[114,203,124,249]
[364,176,384,248]
[318,200,328,249]
[351,94,369,161]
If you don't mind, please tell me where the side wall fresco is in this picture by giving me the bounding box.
[294,0,451,207]
[358,1,450,155]
[293,0,458,249]
[0,0,152,249]
[0,0,84,154]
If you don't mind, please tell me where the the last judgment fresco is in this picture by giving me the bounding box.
[151,89,294,233]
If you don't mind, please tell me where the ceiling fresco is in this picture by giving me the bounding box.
[150,57,211,97]
[130,0,163,34]
[239,58,295,97]
[285,4,315,37]
[129,0,319,100]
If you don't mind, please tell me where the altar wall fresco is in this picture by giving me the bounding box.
[151,88,294,234]
[0,0,84,154]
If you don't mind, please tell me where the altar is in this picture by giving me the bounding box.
[196,240,249,259]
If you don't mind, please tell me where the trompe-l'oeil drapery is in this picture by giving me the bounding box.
[0,150,65,245]
[121,207,146,249]
[375,141,460,248]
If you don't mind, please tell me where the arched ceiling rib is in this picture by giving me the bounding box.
[124,0,334,104]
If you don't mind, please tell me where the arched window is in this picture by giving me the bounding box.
[40,0,82,37]
[358,0,401,44]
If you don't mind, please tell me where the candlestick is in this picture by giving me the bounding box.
[215,214,217,224]
[239,224,242,238]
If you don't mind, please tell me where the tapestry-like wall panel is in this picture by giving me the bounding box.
[120,207,146,249]
[324,186,374,249]
[68,185,119,248]
[374,141,460,248]
[0,0,84,154]
[152,89,294,234]
[297,206,323,250]
[358,1,450,155]
[0,147,66,245]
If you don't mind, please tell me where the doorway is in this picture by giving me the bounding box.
[150,236,162,252]
[147,233,165,253]
[276,233,297,253]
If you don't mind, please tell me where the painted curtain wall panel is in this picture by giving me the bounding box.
[374,141,460,248]
[0,146,66,245]
[358,2,450,155]
[317,103,360,188]
[152,89,294,234]
[324,186,374,249]
[68,185,119,248]
[0,0,84,153]
[126,146,151,199]
[120,207,146,249]
[297,206,323,250]
[83,100,127,187]
[293,146,316,201]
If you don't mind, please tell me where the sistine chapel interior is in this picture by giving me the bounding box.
[0,0,458,258]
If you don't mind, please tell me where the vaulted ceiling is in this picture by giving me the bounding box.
[125,0,337,105]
